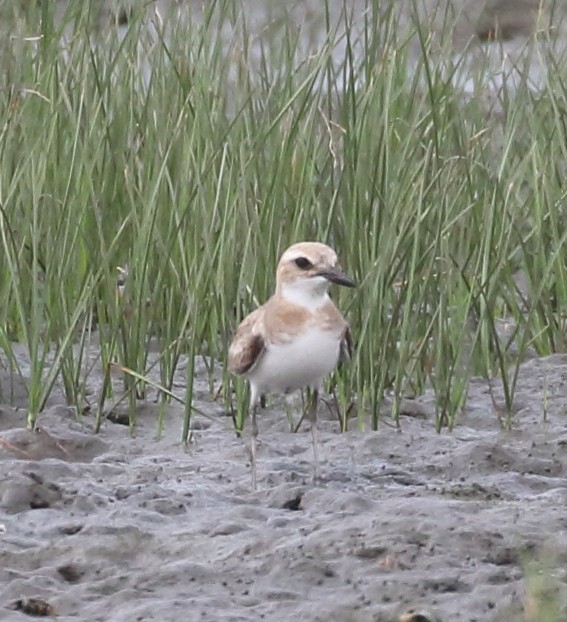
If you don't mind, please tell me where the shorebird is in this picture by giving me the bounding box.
[228,241,355,489]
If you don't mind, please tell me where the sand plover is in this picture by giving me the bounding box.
[228,241,355,489]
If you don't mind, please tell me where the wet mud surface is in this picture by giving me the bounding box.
[2,354,567,621]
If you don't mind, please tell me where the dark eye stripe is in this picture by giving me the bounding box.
[294,257,312,270]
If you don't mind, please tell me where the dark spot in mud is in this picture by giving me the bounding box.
[9,597,56,617]
[482,547,519,566]
[29,498,50,509]
[399,611,437,622]
[57,563,84,583]
[26,472,44,485]
[354,545,388,559]
[58,523,83,535]
[105,411,130,426]
[282,494,303,511]
[423,576,470,593]
[115,486,132,501]
[486,570,516,585]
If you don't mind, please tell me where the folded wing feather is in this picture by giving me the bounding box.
[228,307,266,376]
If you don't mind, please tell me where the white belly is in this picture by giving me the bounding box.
[248,328,341,395]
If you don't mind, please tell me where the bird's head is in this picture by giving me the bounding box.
[275,242,355,307]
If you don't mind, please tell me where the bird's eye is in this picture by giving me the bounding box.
[294,257,313,270]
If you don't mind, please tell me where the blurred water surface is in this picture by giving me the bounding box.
[6,1,567,103]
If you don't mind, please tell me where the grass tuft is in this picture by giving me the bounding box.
[0,1,565,432]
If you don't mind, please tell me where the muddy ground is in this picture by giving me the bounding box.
[1,349,567,621]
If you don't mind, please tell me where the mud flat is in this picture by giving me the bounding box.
[1,352,567,621]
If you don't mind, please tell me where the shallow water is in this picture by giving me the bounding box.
[23,0,567,100]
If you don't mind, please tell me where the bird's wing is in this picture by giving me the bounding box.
[228,307,265,376]
[339,324,353,363]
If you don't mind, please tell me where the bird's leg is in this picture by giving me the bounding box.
[285,393,295,431]
[250,401,259,491]
[309,388,320,482]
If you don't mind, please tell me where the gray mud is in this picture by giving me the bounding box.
[2,353,567,621]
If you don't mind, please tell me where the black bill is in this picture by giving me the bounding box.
[317,267,356,288]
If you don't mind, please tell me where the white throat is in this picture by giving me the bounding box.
[280,277,330,310]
